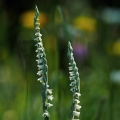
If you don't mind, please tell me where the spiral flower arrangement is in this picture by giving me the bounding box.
[67,42,81,120]
[34,6,53,120]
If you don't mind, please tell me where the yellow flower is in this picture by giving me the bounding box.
[108,41,120,56]
[73,16,97,32]
[20,10,48,28]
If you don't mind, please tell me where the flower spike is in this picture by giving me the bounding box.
[34,5,53,120]
[67,41,81,120]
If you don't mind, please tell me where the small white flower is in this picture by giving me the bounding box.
[42,111,49,118]
[70,81,76,86]
[37,70,43,75]
[69,66,73,70]
[35,32,42,37]
[34,37,42,41]
[47,89,53,94]
[70,87,76,92]
[69,71,74,76]
[73,93,81,98]
[34,22,40,26]
[69,76,75,80]
[73,111,80,117]
[73,99,80,104]
[37,47,43,51]
[36,53,43,58]
[36,54,39,58]
[36,59,43,64]
[37,76,43,80]
[74,104,81,110]
[47,95,53,101]
[37,65,44,69]
[37,77,44,83]
[35,49,38,52]
[46,103,53,108]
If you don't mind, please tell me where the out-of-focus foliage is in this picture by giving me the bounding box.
[0,0,120,120]
[108,40,120,56]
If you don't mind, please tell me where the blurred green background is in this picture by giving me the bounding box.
[0,0,120,120]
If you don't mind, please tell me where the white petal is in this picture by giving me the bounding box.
[36,54,41,58]
[35,32,42,37]
[47,95,53,101]
[35,26,40,30]
[37,77,43,83]
[69,76,75,80]
[37,70,43,75]
[42,112,49,118]
[74,104,81,110]
[46,103,53,108]
[73,99,80,104]
[69,71,74,76]
[36,59,43,64]
[38,47,43,51]
[35,49,38,52]
[34,37,40,41]
[34,22,40,26]
[37,65,44,69]
[47,89,53,94]
[69,66,73,70]
[73,111,80,117]
[70,81,76,86]
[38,42,42,45]
[73,93,81,98]
[70,87,76,92]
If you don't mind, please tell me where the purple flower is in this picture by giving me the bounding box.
[73,42,88,59]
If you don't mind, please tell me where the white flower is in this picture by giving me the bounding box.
[47,89,53,94]
[74,104,81,110]
[46,103,53,108]
[42,111,49,118]
[37,42,42,45]
[69,66,73,70]
[36,59,43,64]
[34,22,40,26]
[35,32,42,37]
[36,65,44,69]
[70,81,76,86]
[37,70,43,75]
[70,87,77,92]
[47,95,53,101]
[73,93,81,98]
[69,76,75,81]
[73,111,80,117]
[37,77,43,83]
[69,71,75,76]
[34,37,42,41]
[73,99,80,104]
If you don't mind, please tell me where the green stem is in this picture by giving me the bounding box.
[56,5,72,42]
